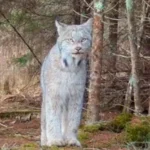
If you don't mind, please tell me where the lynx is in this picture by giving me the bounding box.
[40,18,92,147]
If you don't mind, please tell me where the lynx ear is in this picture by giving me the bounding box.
[55,20,67,35]
[82,18,93,33]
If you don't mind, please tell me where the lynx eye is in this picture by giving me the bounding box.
[66,39,74,43]
[81,38,87,42]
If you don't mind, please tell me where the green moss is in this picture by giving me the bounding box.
[78,130,89,143]
[22,143,38,148]
[41,146,60,150]
[126,122,150,143]
[19,143,38,150]
[107,113,132,132]
[10,10,27,24]
[80,113,132,134]
[83,123,105,133]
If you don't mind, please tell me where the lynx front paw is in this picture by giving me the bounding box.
[65,136,81,147]
[47,137,66,147]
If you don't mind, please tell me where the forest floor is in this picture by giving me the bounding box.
[0,95,146,150]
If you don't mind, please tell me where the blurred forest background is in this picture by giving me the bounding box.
[0,0,150,149]
[0,0,150,112]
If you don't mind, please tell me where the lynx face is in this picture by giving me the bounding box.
[55,19,92,62]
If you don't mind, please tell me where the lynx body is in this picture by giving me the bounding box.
[40,19,92,147]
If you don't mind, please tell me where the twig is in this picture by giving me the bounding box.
[0,9,41,65]
[105,16,126,21]
[140,53,150,60]
[112,52,150,60]
[26,8,72,18]
[112,104,135,112]
[143,0,150,8]
[1,94,18,102]
[73,9,89,18]
[0,122,8,128]
[112,53,130,58]
[83,0,94,11]
[104,1,120,14]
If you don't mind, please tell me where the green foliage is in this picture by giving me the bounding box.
[0,9,28,30]
[25,20,41,32]
[1,9,42,33]
[13,53,32,66]
[11,9,27,25]
[0,20,12,31]
[107,113,132,132]
[126,121,150,143]
[11,9,41,32]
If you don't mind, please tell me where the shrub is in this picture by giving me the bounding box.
[107,113,132,132]
[126,121,150,142]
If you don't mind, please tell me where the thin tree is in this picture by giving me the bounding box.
[73,0,81,24]
[124,0,143,114]
[108,0,119,72]
[86,0,105,124]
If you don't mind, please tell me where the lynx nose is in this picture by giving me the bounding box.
[75,47,82,51]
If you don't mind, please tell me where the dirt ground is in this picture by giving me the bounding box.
[0,95,128,150]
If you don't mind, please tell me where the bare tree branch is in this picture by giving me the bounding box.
[137,0,149,51]
[73,9,89,19]
[143,0,150,8]
[0,9,42,65]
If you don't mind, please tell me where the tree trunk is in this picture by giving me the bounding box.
[73,0,81,24]
[108,0,119,72]
[124,76,133,113]
[125,0,143,114]
[86,0,105,124]
[137,1,147,51]
[148,97,150,116]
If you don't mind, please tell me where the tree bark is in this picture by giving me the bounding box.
[108,0,119,72]
[124,77,133,113]
[125,0,143,114]
[73,0,81,24]
[86,0,105,124]
[149,97,150,116]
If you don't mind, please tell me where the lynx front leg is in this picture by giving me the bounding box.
[41,95,47,146]
[65,91,84,147]
[45,93,65,147]
[61,105,68,136]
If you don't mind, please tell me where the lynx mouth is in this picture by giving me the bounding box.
[72,52,84,55]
